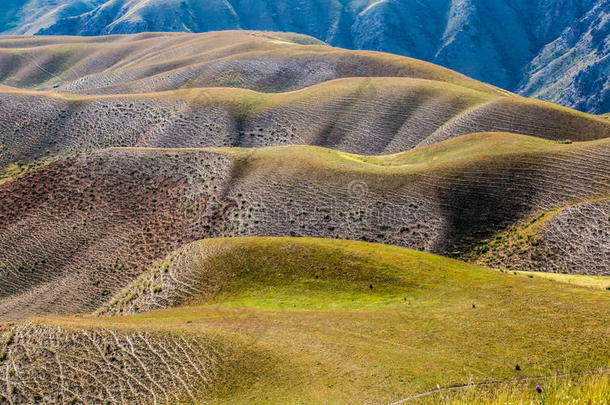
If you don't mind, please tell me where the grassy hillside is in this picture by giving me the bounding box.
[410,370,609,404]
[0,31,494,95]
[0,29,607,404]
[0,31,607,174]
[0,133,608,319]
[2,237,608,403]
[512,271,610,291]
[471,197,610,275]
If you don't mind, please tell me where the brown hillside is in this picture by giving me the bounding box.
[0,30,608,405]
[473,197,610,275]
[0,79,608,170]
[0,31,607,322]
[1,238,608,403]
[1,133,608,319]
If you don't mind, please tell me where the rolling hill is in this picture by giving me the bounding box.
[0,31,490,94]
[0,32,608,171]
[0,30,608,403]
[1,79,609,169]
[1,237,608,403]
[0,0,607,113]
[1,133,608,319]
[0,33,608,321]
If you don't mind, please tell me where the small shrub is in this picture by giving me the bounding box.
[6,331,14,346]
[476,244,489,254]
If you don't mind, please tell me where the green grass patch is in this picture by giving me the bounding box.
[205,132,609,180]
[39,237,610,404]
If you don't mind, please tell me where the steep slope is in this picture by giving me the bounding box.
[1,237,608,403]
[1,0,606,113]
[1,133,608,319]
[0,1,105,35]
[472,197,610,275]
[0,0,24,33]
[517,2,609,114]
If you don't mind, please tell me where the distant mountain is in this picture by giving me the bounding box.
[0,0,608,114]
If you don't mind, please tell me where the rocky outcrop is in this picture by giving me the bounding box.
[517,1,609,114]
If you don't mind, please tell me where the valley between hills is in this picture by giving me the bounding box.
[0,31,608,404]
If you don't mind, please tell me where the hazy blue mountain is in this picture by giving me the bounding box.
[516,1,609,114]
[1,0,607,113]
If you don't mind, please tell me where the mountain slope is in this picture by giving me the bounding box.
[0,32,607,321]
[1,133,608,319]
[0,32,608,172]
[1,0,607,113]
[517,1,609,114]
[1,237,608,403]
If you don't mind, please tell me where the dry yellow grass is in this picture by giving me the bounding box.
[0,31,497,95]
[514,272,610,291]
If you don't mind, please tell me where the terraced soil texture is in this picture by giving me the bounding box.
[1,1,607,115]
[0,31,608,403]
[0,33,608,167]
[1,133,609,319]
[1,78,609,170]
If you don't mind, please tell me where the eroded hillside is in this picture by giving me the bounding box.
[0,32,608,171]
[2,81,609,170]
[0,32,607,318]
